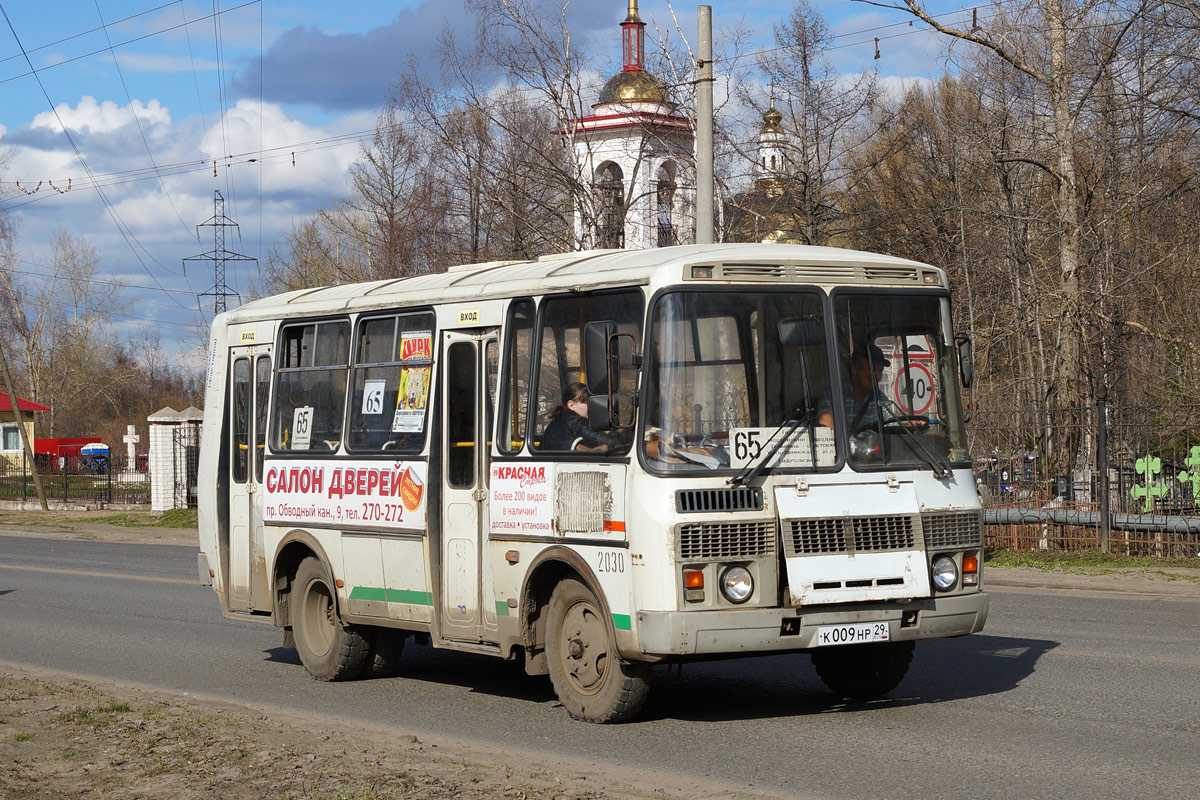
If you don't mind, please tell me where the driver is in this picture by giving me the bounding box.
[818,343,892,432]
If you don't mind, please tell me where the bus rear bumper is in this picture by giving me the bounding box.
[633,592,989,658]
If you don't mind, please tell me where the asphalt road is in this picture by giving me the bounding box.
[2,534,1197,799]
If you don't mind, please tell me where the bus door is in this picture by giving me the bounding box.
[228,345,273,612]
[439,328,499,642]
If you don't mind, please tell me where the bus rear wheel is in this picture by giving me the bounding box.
[545,578,649,723]
[292,557,370,681]
[811,640,915,699]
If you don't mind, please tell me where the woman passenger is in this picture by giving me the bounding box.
[540,382,621,452]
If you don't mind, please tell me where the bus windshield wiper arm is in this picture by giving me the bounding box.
[876,395,953,479]
[728,407,812,487]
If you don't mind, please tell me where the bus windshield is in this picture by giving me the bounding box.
[642,289,836,472]
[832,292,970,470]
[642,289,970,474]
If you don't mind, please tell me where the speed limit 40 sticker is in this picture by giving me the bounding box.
[893,363,936,415]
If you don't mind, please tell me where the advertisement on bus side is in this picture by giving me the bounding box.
[263,459,427,530]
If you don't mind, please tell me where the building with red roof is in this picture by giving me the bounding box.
[0,391,50,471]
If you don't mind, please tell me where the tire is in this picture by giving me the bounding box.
[291,557,370,681]
[545,577,650,723]
[364,629,405,678]
[811,640,915,699]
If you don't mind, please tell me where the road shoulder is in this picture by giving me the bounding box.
[0,663,788,800]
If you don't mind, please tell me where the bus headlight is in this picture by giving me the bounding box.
[931,555,959,591]
[720,566,754,604]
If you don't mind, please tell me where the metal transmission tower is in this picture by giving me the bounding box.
[183,190,256,314]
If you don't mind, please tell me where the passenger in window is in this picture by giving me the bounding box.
[541,383,621,452]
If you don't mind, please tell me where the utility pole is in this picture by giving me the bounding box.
[183,190,256,314]
[695,5,714,244]
[0,341,47,510]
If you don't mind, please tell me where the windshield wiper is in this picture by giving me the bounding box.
[728,406,814,487]
[875,394,953,479]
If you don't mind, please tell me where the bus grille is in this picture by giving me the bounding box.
[787,515,915,555]
[678,521,777,560]
[789,518,846,554]
[676,487,764,513]
[922,511,983,549]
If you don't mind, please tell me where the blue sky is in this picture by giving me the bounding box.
[0,0,964,360]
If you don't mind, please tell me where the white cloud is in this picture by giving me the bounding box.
[199,100,365,196]
[31,96,172,134]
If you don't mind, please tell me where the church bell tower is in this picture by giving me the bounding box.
[567,1,695,250]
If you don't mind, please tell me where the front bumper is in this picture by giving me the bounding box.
[634,591,989,657]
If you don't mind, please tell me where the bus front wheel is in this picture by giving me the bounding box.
[292,556,370,681]
[811,640,915,699]
[545,577,650,723]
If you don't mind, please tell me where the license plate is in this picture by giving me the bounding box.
[815,621,890,646]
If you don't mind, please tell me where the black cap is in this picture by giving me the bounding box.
[852,342,890,366]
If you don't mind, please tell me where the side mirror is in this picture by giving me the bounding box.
[955,333,974,388]
[584,321,619,396]
[587,395,617,431]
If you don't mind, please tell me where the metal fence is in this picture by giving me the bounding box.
[969,401,1200,556]
[0,452,151,506]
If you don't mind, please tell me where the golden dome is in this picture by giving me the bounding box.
[597,69,672,105]
[762,105,783,133]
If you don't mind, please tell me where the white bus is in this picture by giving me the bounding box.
[197,243,987,723]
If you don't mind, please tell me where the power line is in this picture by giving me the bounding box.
[92,0,197,243]
[212,0,236,215]
[0,0,260,88]
[4,257,198,303]
[180,0,215,175]
[1,126,385,207]
[0,1,189,305]
[0,0,181,68]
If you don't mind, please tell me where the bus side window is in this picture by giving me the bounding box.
[345,311,435,453]
[271,320,350,451]
[498,299,534,454]
[531,290,642,454]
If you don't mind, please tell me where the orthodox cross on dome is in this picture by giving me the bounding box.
[622,0,646,71]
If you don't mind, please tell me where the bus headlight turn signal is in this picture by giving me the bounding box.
[962,552,979,586]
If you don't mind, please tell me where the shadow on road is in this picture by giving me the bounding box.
[259,633,1055,722]
[638,633,1058,722]
[263,646,302,666]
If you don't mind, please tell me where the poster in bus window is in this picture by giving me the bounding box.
[392,366,430,432]
[399,331,432,362]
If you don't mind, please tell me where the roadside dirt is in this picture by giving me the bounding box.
[0,666,725,800]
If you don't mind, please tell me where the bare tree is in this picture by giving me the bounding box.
[0,229,138,436]
[728,1,881,246]
[855,0,1158,415]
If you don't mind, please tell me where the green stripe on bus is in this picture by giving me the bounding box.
[612,613,632,631]
[495,601,510,617]
[349,586,433,606]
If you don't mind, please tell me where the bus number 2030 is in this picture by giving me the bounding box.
[597,551,625,573]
